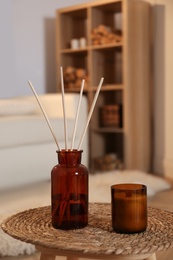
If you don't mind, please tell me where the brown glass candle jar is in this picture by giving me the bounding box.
[51,149,88,230]
[111,183,147,233]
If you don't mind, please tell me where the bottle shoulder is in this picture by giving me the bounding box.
[51,163,88,175]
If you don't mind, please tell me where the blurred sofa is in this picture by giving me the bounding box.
[0,93,88,190]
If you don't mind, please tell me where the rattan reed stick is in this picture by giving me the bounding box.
[60,67,68,150]
[28,80,60,150]
[70,79,85,150]
[78,77,104,151]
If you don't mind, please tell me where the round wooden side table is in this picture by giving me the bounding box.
[1,203,173,260]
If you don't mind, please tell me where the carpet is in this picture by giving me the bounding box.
[0,170,171,257]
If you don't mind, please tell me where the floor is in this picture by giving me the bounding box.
[2,183,173,260]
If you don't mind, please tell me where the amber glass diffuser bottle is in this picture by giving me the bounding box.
[51,149,88,230]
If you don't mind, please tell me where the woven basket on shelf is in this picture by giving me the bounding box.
[100,105,121,127]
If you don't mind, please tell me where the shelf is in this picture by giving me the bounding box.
[93,127,124,133]
[64,84,123,93]
[91,42,123,50]
[64,87,90,93]
[60,48,88,54]
[56,0,152,171]
[92,84,123,91]
[60,42,123,54]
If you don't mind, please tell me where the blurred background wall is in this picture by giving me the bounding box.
[0,0,90,98]
[0,0,173,177]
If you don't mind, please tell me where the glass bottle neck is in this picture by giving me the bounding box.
[57,149,82,166]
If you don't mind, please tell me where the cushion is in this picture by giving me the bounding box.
[37,93,86,119]
[0,115,79,148]
[0,99,36,116]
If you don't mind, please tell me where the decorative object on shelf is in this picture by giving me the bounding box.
[79,37,86,48]
[94,153,123,171]
[70,37,86,49]
[111,184,147,233]
[70,38,79,49]
[100,104,122,127]
[64,66,88,90]
[91,24,122,45]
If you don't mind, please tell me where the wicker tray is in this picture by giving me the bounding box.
[1,203,173,256]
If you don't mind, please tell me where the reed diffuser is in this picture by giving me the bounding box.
[51,149,88,229]
[28,68,104,229]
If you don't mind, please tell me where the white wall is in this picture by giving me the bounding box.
[0,0,17,97]
[152,3,165,175]
[0,0,90,98]
[150,0,173,178]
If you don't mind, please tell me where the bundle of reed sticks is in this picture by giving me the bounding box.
[28,67,104,151]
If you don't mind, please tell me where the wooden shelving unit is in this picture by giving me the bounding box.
[56,0,152,172]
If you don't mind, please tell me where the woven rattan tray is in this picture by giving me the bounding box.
[1,203,173,256]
